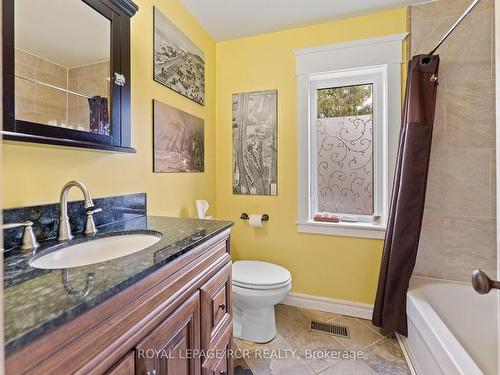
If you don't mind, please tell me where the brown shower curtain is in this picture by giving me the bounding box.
[372,54,440,336]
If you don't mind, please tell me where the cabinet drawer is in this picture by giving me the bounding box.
[200,262,232,350]
[202,321,233,375]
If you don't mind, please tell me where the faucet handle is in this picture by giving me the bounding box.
[86,207,102,215]
[85,207,102,236]
[1,221,40,250]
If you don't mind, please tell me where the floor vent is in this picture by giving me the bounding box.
[310,320,350,338]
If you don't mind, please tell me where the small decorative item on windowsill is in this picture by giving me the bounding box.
[313,213,339,223]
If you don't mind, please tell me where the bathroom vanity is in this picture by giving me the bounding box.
[3,194,234,374]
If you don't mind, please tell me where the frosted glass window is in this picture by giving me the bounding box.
[316,84,374,215]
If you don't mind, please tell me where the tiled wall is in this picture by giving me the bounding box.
[15,49,67,126]
[68,61,110,129]
[15,49,109,132]
[411,0,496,281]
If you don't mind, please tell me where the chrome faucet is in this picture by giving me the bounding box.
[58,181,96,241]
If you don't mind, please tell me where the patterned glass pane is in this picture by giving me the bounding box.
[316,84,374,215]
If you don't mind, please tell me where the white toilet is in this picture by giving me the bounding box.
[232,260,292,343]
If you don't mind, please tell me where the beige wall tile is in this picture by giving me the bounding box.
[410,15,455,57]
[414,215,445,278]
[412,12,493,84]
[35,57,66,78]
[411,0,496,281]
[446,80,495,148]
[442,247,496,281]
[35,71,67,89]
[35,85,67,120]
[77,75,108,97]
[68,61,109,79]
[14,77,35,114]
[15,62,35,79]
[443,217,496,251]
[424,149,447,216]
[490,149,496,218]
[15,48,38,67]
[432,87,446,149]
[440,11,493,85]
[443,149,490,217]
[411,1,447,24]
[446,0,494,18]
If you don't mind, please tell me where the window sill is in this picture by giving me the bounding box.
[296,220,386,239]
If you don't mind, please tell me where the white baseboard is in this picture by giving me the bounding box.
[282,292,374,320]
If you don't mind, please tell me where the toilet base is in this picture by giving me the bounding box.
[233,304,277,343]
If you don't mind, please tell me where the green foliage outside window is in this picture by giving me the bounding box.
[317,84,373,118]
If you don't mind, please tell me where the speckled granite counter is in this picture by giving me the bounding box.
[4,215,233,355]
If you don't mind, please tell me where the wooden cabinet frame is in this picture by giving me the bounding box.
[2,0,138,152]
[6,230,232,374]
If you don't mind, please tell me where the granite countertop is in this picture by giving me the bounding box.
[3,215,233,355]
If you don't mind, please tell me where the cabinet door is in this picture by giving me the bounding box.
[202,322,233,375]
[200,262,232,350]
[136,292,201,375]
[106,352,135,375]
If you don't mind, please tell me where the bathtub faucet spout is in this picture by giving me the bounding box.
[471,269,500,294]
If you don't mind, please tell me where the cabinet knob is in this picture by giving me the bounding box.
[218,303,226,310]
[220,371,226,375]
[147,370,157,375]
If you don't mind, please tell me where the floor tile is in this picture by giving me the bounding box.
[235,305,410,375]
[330,316,385,350]
[320,359,378,375]
[245,338,315,375]
[362,337,411,375]
[286,330,345,373]
[235,334,286,353]
[296,306,342,322]
[357,318,393,337]
[235,356,255,375]
[275,304,310,338]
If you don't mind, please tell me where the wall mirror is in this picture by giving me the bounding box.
[2,0,138,152]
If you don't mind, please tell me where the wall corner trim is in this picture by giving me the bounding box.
[282,292,374,320]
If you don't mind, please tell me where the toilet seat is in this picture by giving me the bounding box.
[232,260,291,290]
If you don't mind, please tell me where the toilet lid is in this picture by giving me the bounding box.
[232,261,291,289]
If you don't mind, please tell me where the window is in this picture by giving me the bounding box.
[295,34,406,238]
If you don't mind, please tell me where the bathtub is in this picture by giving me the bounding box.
[399,277,498,375]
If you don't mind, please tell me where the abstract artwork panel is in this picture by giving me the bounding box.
[154,7,205,105]
[232,90,277,195]
[153,100,204,173]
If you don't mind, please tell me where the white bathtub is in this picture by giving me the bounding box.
[400,277,498,375]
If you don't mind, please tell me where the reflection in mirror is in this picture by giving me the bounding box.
[14,0,111,135]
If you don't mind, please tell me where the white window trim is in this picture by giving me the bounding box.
[295,33,408,239]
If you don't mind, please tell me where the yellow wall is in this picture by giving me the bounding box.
[2,0,216,218]
[2,3,409,305]
[215,8,409,304]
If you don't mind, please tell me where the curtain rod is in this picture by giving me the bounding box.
[428,0,482,55]
[15,74,105,100]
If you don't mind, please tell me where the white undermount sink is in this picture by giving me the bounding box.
[29,232,162,270]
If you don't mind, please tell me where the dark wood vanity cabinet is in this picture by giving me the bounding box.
[106,353,135,375]
[6,231,234,375]
[135,292,201,375]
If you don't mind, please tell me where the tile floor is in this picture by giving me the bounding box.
[234,304,411,375]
